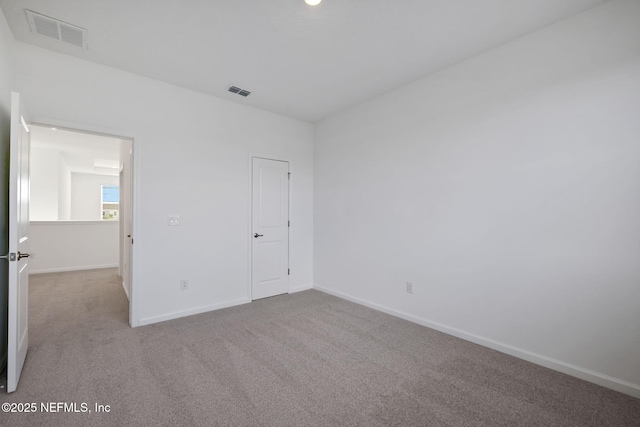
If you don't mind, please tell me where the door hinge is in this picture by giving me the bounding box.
[288,172,291,179]
[288,269,290,275]
[288,220,290,227]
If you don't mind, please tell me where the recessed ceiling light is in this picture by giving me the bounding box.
[305,0,321,6]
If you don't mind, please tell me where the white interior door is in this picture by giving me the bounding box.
[7,92,31,393]
[251,157,289,300]
[120,139,133,302]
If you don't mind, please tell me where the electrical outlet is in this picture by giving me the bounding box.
[168,215,180,226]
[180,280,188,290]
[406,281,414,294]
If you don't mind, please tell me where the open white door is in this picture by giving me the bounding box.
[251,157,289,300]
[6,92,31,393]
[119,139,133,302]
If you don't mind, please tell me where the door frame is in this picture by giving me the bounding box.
[247,153,292,301]
[31,120,140,327]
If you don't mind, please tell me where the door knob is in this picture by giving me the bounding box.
[254,233,264,238]
[18,251,31,260]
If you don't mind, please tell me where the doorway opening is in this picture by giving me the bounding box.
[28,124,134,321]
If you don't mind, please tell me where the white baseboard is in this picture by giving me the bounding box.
[138,297,251,326]
[30,264,119,275]
[290,282,314,293]
[313,284,640,399]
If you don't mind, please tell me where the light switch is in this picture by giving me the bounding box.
[168,215,180,226]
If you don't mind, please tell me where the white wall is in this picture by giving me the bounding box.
[12,40,315,326]
[70,172,118,220]
[29,221,119,274]
[30,151,117,272]
[58,157,71,220]
[314,0,640,397]
[31,148,112,221]
[30,146,60,220]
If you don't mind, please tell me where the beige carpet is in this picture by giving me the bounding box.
[1,268,639,426]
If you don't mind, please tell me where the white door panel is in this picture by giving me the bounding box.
[252,158,289,300]
[7,92,31,393]
[259,241,283,282]
[259,167,284,227]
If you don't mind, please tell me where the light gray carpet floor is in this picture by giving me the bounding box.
[1,268,639,426]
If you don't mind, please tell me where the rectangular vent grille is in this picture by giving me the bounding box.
[228,85,251,97]
[26,10,87,49]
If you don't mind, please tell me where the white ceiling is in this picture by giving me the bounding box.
[1,0,609,122]
[30,125,123,176]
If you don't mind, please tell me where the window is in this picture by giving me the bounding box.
[101,185,119,220]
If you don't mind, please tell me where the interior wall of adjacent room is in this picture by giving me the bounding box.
[314,0,640,395]
[58,154,71,220]
[28,221,119,274]
[71,172,119,220]
[30,148,115,221]
[30,146,61,220]
[0,5,15,370]
[12,40,314,326]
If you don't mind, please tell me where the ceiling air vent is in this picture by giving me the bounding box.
[228,85,251,97]
[26,10,88,49]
